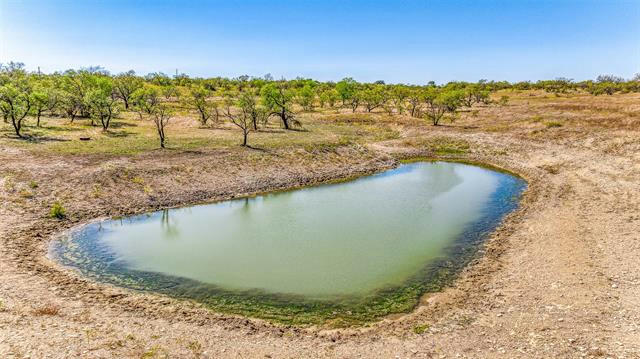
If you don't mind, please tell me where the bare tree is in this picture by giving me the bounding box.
[152,104,172,148]
[223,94,255,146]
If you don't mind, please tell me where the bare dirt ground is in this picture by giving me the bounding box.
[1,92,639,358]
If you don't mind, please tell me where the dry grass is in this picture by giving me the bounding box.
[1,91,638,158]
[32,303,61,316]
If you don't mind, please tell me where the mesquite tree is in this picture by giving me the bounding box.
[223,94,254,146]
[84,77,119,130]
[423,88,463,126]
[237,90,268,130]
[131,85,160,120]
[114,70,143,109]
[360,85,387,113]
[0,63,32,138]
[186,86,217,126]
[152,104,172,148]
[295,84,315,111]
[30,83,61,127]
[406,89,423,117]
[390,85,409,114]
[336,77,358,106]
[261,83,298,129]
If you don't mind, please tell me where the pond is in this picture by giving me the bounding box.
[51,161,526,325]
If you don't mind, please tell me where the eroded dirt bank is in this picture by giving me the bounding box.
[1,100,640,357]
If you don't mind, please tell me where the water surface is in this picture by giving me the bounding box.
[53,162,525,323]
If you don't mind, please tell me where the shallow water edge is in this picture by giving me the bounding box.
[50,161,527,326]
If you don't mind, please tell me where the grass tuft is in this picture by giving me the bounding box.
[413,323,430,334]
[49,201,66,219]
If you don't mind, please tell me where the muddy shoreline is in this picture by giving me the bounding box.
[43,156,528,327]
[2,144,536,334]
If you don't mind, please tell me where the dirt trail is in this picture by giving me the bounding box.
[1,125,639,358]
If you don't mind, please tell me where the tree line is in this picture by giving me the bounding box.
[1,61,638,147]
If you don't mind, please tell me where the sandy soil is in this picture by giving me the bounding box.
[1,93,639,358]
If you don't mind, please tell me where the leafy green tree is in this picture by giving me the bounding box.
[84,77,119,130]
[186,86,218,126]
[114,70,143,109]
[261,83,298,129]
[295,84,315,111]
[390,85,410,114]
[462,84,491,107]
[423,88,463,126]
[59,89,83,122]
[318,89,340,111]
[161,85,179,100]
[131,85,161,120]
[406,89,423,117]
[30,88,54,127]
[360,85,387,112]
[60,69,101,120]
[145,72,172,86]
[0,63,32,137]
[335,77,358,106]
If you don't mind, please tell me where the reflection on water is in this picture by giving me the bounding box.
[160,209,179,239]
[52,162,525,321]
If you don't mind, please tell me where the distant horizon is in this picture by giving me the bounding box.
[4,60,638,86]
[2,0,639,84]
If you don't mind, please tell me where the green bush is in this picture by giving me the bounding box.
[49,201,66,219]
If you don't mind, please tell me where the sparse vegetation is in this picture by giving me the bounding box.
[49,201,66,219]
[545,121,563,128]
[1,61,638,147]
[413,323,430,334]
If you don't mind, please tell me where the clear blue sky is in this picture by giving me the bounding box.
[1,0,638,84]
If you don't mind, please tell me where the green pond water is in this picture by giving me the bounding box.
[52,162,526,324]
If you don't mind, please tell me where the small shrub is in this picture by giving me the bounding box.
[540,164,560,174]
[498,95,509,106]
[92,183,102,198]
[545,121,562,128]
[50,201,66,219]
[140,345,161,359]
[3,176,15,192]
[187,341,202,355]
[413,323,430,334]
[28,180,38,189]
[530,115,544,123]
[131,176,145,185]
